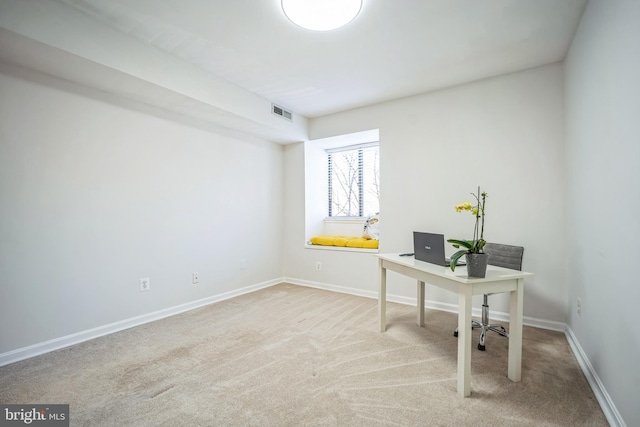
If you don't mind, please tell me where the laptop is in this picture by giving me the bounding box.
[413,232,466,267]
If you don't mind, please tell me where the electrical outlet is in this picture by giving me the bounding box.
[192,272,200,284]
[240,258,247,270]
[316,261,322,271]
[139,277,150,292]
[577,297,582,316]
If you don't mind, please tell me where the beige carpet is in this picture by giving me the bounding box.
[0,283,607,426]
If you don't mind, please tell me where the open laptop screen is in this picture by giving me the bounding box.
[413,232,465,266]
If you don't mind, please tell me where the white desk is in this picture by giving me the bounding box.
[377,253,533,397]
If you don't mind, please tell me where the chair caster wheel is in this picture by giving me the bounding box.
[453,331,458,337]
[478,343,486,351]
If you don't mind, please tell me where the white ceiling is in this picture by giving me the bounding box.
[58,0,586,118]
[0,0,587,143]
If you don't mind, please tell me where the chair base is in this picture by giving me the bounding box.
[453,300,509,351]
[452,243,523,350]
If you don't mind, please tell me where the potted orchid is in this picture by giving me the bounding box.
[447,187,489,277]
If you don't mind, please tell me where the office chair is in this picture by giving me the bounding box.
[454,242,524,351]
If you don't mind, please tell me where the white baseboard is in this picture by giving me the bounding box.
[284,277,566,331]
[565,326,626,427]
[284,277,379,299]
[0,278,282,367]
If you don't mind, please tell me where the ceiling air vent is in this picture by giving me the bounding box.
[272,104,292,121]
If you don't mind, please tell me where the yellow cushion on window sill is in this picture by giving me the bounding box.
[310,235,379,249]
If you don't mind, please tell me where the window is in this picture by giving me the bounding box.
[327,142,379,217]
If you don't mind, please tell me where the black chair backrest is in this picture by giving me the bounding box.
[484,243,524,271]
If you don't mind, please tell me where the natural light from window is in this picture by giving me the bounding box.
[304,129,380,247]
[327,143,379,217]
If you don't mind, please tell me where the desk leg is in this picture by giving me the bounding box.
[417,281,425,327]
[378,259,387,333]
[508,278,524,382]
[457,284,472,397]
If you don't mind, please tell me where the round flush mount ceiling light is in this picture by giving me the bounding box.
[281,0,363,31]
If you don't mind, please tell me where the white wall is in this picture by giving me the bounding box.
[0,0,309,144]
[564,0,640,425]
[0,63,284,354]
[284,64,567,324]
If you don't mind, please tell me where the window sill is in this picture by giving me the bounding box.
[305,244,379,254]
[323,217,367,223]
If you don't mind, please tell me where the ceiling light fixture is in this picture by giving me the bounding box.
[281,0,363,31]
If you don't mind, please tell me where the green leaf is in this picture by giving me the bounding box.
[449,249,468,271]
[446,239,473,250]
